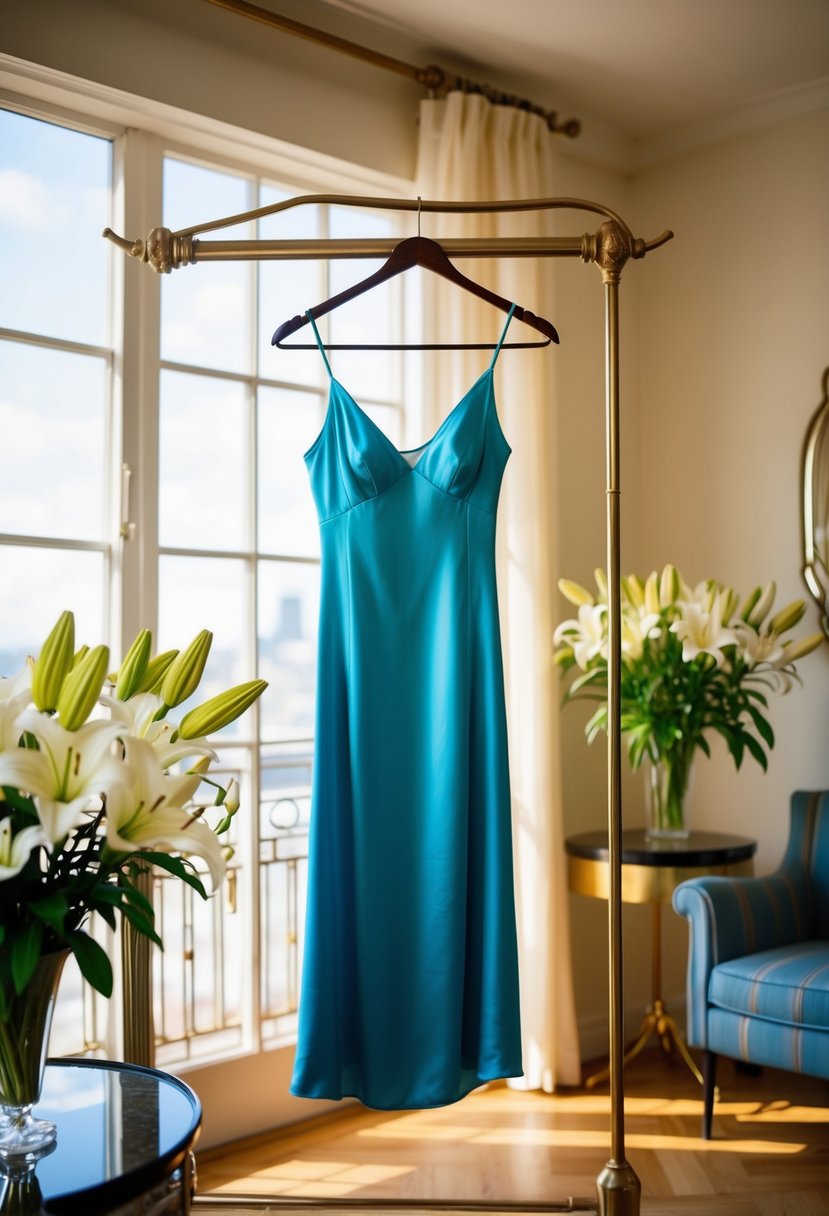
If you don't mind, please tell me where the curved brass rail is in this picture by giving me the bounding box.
[103,194,673,275]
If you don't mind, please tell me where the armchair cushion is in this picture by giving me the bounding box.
[708,939,829,1030]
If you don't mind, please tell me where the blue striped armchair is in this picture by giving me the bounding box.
[673,790,829,1138]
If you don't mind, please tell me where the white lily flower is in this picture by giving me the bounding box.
[0,709,125,846]
[554,604,608,670]
[570,603,607,669]
[0,818,46,882]
[0,663,34,749]
[669,593,738,667]
[104,736,225,892]
[100,692,216,770]
[733,622,785,666]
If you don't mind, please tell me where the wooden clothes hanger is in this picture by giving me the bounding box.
[271,234,560,351]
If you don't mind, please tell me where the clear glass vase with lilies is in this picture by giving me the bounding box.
[553,566,823,835]
[0,612,266,1155]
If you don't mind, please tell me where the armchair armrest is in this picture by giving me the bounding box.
[672,869,809,1047]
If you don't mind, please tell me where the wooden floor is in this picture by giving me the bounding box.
[194,1052,829,1216]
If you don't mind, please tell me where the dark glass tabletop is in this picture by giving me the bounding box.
[1,1059,201,1215]
[565,828,756,867]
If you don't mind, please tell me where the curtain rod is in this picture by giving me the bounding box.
[201,0,581,137]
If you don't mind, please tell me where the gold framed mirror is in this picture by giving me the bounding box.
[802,367,829,638]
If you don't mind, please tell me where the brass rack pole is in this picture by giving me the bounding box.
[107,196,673,1216]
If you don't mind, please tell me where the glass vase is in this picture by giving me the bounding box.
[645,750,695,841]
[0,948,69,1160]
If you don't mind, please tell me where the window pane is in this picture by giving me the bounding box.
[0,340,107,541]
[327,206,397,401]
[258,561,319,741]
[0,109,111,346]
[159,370,247,551]
[161,159,252,373]
[157,555,248,736]
[258,185,323,388]
[257,386,321,558]
[0,546,105,676]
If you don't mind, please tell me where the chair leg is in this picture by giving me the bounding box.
[702,1049,717,1140]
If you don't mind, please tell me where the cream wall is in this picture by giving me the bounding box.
[3,0,423,179]
[4,0,828,1095]
[554,111,829,1045]
[623,110,829,1013]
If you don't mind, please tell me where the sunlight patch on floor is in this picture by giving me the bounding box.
[357,1120,805,1154]
[736,1101,829,1124]
[205,1158,417,1198]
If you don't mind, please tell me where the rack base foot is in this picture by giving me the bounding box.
[595,1161,640,1216]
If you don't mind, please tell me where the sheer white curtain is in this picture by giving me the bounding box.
[416,92,580,1089]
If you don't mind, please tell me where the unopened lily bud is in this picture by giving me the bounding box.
[593,568,608,600]
[56,644,110,730]
[781,632,824,662]
[722,587,740,622]
[224,779,240,816]
[659,564,679,606]
[188,756,212,776]
[769,600,806,635]
[72,645,89,670]
[748,581,776,626]
[178,678,267,740]
[215,814,232,835]
[644,572,660,614]
[624,575,645,608]
[32,611,75,713]
[224,845,235,863]
[739,586,762,622]
[115,629,152,701]
[558,579,593,607]
[160,631,213,708]
[136,649,179,695]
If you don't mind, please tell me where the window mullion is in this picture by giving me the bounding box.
[117,128,163,653]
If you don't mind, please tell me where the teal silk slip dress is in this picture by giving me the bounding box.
[291,307,523,1110]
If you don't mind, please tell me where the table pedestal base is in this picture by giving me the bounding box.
[585,998,702,1088]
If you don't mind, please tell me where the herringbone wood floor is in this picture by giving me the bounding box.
[195,1052,829,1215]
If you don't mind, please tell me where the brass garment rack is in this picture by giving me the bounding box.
[201,0,581,137]
[105,196,673,1216]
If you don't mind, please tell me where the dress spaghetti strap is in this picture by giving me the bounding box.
[489,303,517,370]
[306,310,333,380]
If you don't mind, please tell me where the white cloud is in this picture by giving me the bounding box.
[0,169,51,230]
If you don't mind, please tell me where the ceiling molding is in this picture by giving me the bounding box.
[630,76,829,171]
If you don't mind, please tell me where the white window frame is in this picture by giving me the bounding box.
[0,51,417,1139]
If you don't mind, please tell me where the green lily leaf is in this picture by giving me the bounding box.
[135,851,208,900]
[742,731,768,771]
[29,892,69,936]
[747,706,774,749]
[66,931,113,998]
[11,921,44,995]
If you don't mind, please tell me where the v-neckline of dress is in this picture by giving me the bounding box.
[328,369,493,473]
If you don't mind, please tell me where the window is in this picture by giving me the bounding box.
[0,106,115,1055]
[0,95,411,1073]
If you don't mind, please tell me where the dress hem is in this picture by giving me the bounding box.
[290,1068,525,1112]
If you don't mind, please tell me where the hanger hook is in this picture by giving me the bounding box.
[416,195,422,238]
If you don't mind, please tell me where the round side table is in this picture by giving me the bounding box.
[566,828,756,1086]
[0,1059,201,1215]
